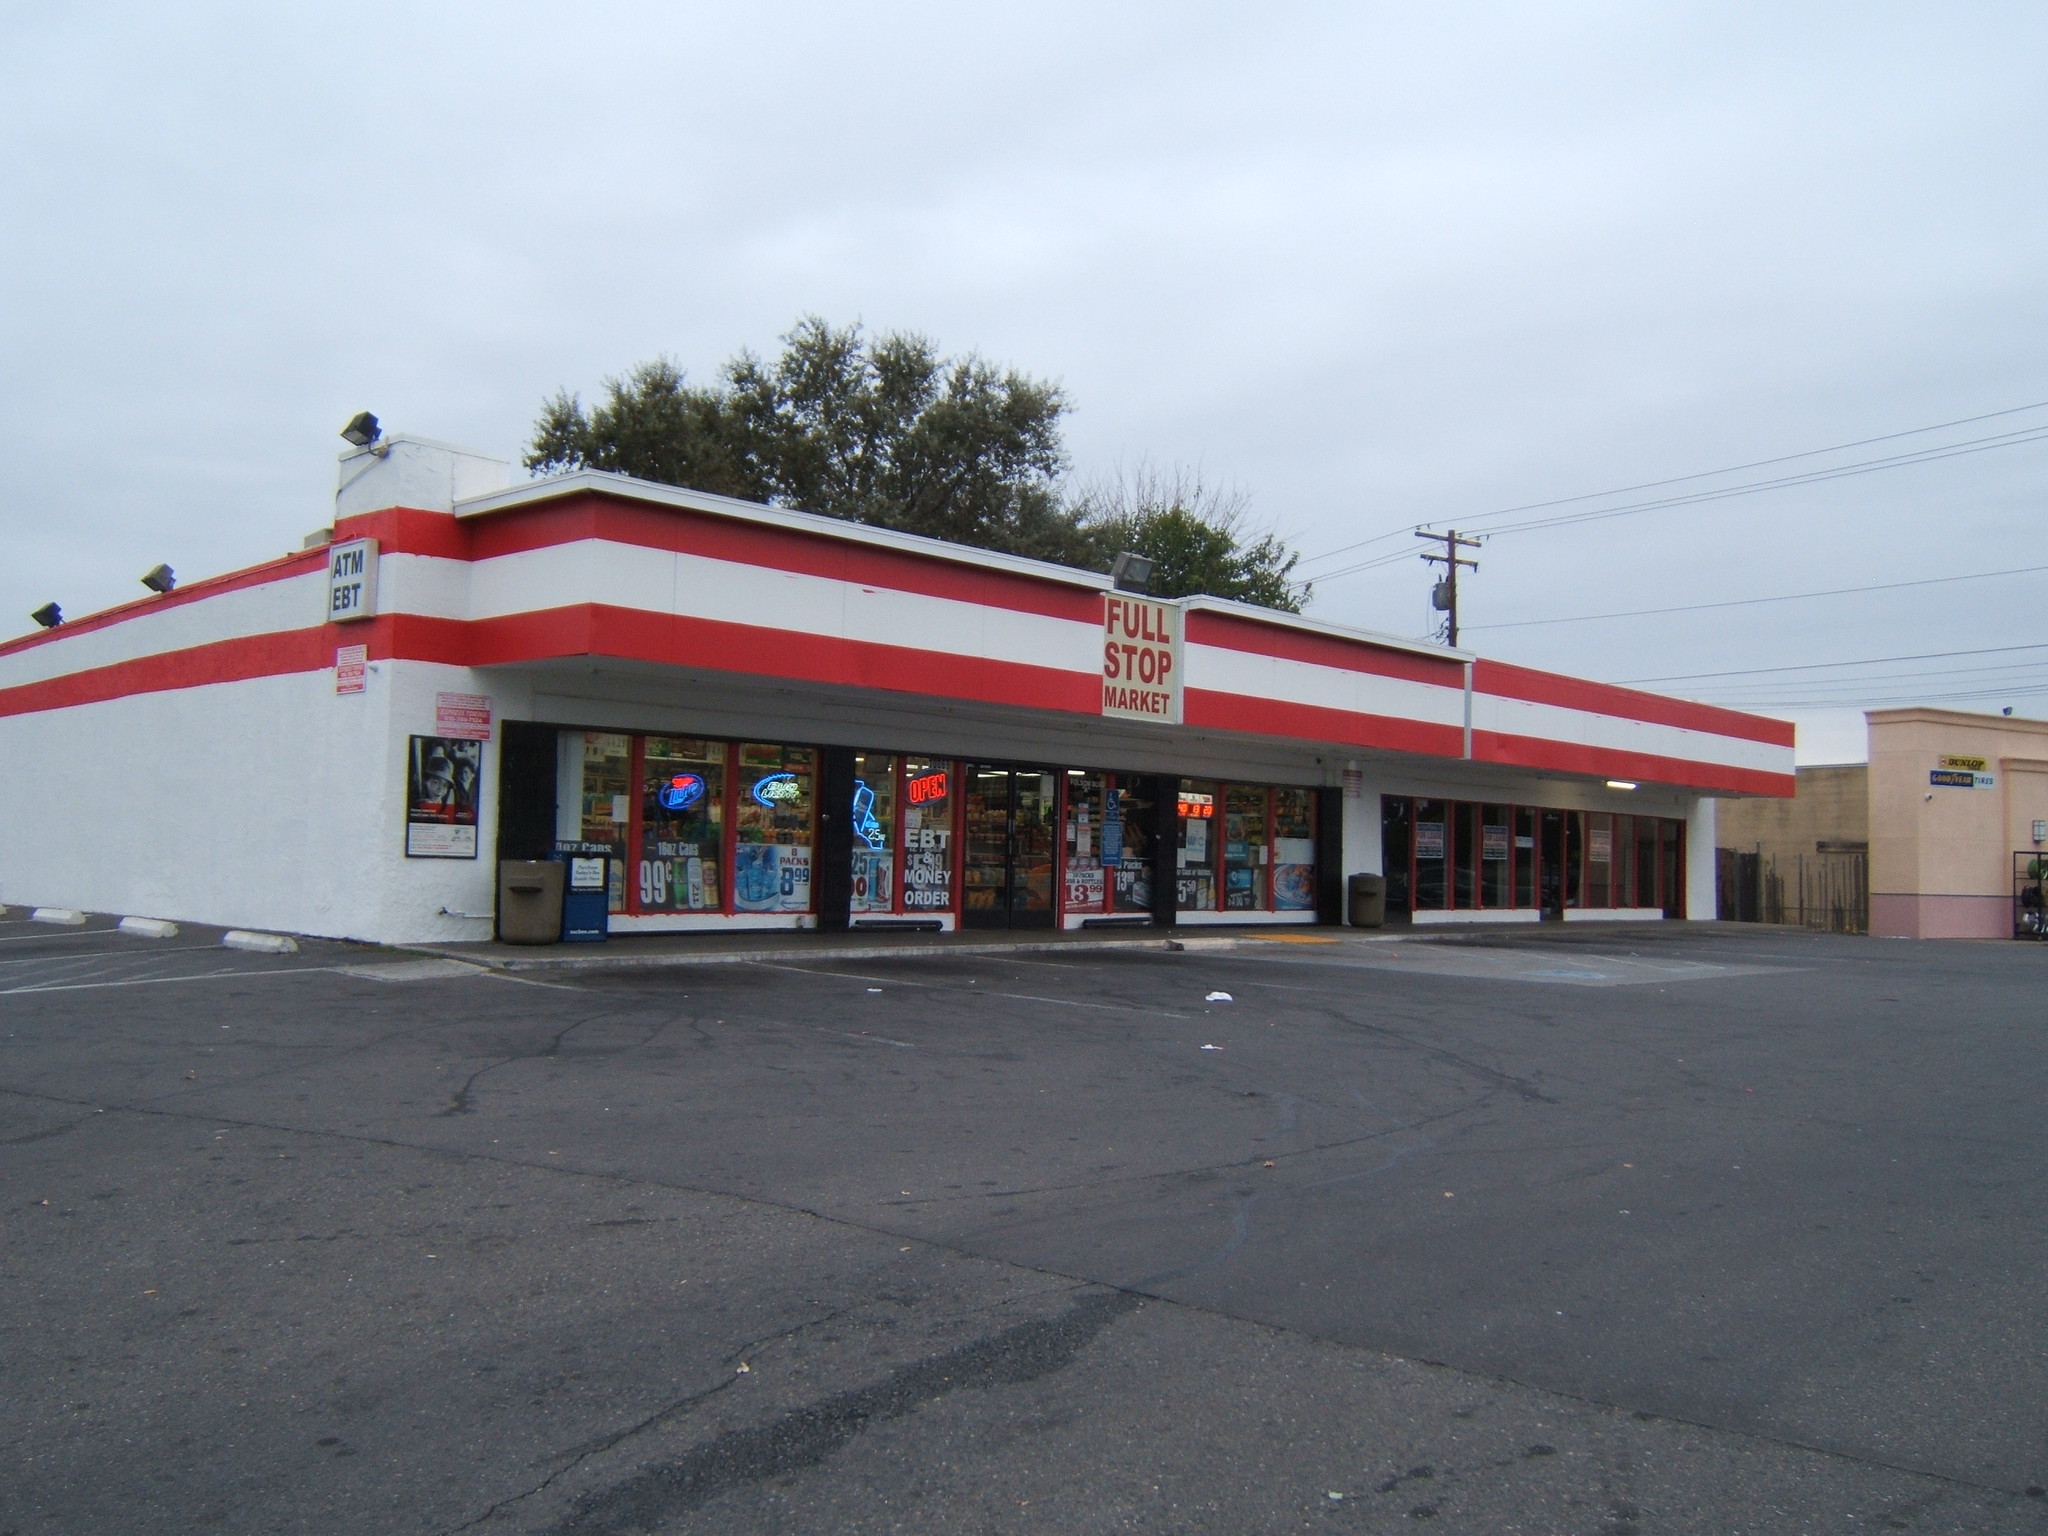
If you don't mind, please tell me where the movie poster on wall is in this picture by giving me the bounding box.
[405,735,482,858]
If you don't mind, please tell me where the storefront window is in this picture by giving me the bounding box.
[1452,803,1478,910]
[1064,771,1107,913]
[900,758,954,914]
[850,753,898,915]
[639,738,725,912]
[1177,780,1218,912]
[1587,812,1614,908]
[734,743,816,912]
[1273,788,1316,910]
[1109,777,1154,913]
[1512,806,1535,908]
[1659,818,1683,917]
[1564,811,1585,908]
[1223,785,1270,911]
[1481,804,1510,908]
[1413,798,1448,910]
[1382,797,1412,914]
[1632,816,1659,909]
[576,731,632,912]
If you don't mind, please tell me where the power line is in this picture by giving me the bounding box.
[1298,394,2048,571]
[1465,563,2048,631]
[1704,682,2048,709]
[1617,642,2048,686]
[1478,425,2048,539]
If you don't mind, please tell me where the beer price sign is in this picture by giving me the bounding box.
[1101,594,1183,724]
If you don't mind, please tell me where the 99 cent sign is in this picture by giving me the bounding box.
[1101,594,1182,724]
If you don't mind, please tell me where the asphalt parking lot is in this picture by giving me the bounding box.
[3,915,2046,1534]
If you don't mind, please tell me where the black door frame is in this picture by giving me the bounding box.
[961,762,1059,930]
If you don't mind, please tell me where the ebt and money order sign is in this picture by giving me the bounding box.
[1101,594,1182,724]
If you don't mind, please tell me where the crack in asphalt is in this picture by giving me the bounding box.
[542,1288,1140,1536]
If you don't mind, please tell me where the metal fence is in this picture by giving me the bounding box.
[1717,847,1868,934]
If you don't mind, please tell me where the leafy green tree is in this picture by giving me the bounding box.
[1074,466,1309,613]
[527,318,1307,609]
[528,317,1092,564]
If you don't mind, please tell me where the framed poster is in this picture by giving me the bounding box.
[406,735,482,858]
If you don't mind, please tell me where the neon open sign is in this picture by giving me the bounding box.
[906,771,948,805]
[657,773,706,812]
[751,772,803,807]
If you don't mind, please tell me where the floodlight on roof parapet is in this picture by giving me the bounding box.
[340,411,382,448]
[30,602,61,628]
[1110,551,1154,594]
[140,564,176,594]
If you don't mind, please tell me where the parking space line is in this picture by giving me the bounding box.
[0,943,224,970]
[0,927,124,944]
[0,966,341,997]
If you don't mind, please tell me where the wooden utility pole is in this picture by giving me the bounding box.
[1415,528,1481,646]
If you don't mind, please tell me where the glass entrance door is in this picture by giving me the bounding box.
[962,765,1058,928]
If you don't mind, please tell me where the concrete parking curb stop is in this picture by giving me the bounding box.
[222,930,298,955]
[117,916,179,938]
[31,908,88,926]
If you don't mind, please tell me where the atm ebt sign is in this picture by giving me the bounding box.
[1101,594,1182,724]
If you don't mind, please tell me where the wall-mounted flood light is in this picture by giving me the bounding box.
[1605,779,1638,791]
[340,411,382,448]
[30,602,61,628]
[140,564,176,594]
[1110,551,1154,594]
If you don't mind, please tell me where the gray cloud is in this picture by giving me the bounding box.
[4,1,2043,743]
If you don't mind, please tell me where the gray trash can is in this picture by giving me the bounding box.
[497,860,565,944]
[1348,872,1386,928]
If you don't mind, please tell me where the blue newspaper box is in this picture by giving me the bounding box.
[550,848,611,943]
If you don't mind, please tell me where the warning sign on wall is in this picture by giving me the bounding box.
[1101,595,1182,724]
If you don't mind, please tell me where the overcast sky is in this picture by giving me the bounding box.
[5,2,2044,760]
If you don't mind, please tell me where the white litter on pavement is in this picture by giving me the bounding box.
[1201,1043,1223,1051]
[1204,990,1233,1003]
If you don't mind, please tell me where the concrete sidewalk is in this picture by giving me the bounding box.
[405,918,1735,974]
[409,923,1368,972]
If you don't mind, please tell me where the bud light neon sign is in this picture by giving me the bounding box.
[751,772,803,807]
[852,779,886,850]
[658,773,706,812]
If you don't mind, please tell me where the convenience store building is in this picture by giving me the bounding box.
[0,436,1795,944]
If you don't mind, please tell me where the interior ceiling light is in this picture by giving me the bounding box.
[1606,779,1639,790]
[140,564,176,594]
[340,411,382,448]
[30,602,62,628]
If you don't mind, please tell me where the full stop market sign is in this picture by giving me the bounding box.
[1101,594,1182,724]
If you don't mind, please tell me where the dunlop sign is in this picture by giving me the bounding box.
[1101,594,1182,723]
[326,538,379,622]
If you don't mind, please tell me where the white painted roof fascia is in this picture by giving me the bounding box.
[454,470,1117,594]
[1177,594,1473,665]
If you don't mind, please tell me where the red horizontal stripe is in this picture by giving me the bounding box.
[465,493,1104,625]
[0,548,326,661]
[1184,688,1465,757]
[1472,728,1795,796]
[465,603,1099,714]
[0,628,335,718]
[1187,609,1466,688]
[332,505,472,560]
[1476,659,1792,747]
